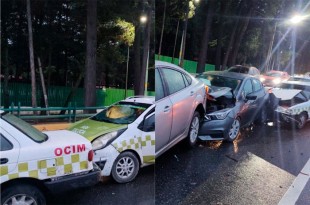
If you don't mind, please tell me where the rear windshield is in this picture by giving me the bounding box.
[1,113,47,143]
[91,102,150,124]
[228,67,249,73]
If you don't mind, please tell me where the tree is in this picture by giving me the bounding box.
[26,0,37,108]
[196,0,216,73]
[84,0,97,112]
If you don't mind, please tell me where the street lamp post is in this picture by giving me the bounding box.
[178,0,190,68]
[178,0,200,68]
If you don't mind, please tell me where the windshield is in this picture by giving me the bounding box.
[266,72,281,77]
[90,102,150,124]
[1,113,47,142]
[198,74,242,92]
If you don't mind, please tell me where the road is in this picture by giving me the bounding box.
[47,122,310,205]
[156,122,310,205]
[48,165,155,205]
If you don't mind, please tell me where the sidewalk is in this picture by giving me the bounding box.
[33,122,70,131]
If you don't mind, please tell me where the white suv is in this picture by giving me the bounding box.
[155,61,207,157]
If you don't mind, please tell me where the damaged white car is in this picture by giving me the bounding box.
[272,88,310,129]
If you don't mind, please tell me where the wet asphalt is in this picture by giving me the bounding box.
[48,122,310,205]
[156,122,310,205]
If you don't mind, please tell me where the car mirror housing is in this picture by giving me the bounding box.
[246,94,257,101]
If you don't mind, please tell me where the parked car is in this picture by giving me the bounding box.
[272,81,310,129]
[226,65,260,78]
[196,71,269,142]
[287,76,310,83]
[155,61,207,157]
[260,70,290,87]
[0,111,100,205]
[68,96,155,183]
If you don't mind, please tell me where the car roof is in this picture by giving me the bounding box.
[200,70,251,80]
[122,96,155,104]
[155,60,185,71]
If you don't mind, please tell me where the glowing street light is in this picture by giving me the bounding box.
[140,15,147,24]
[288,14,307,25]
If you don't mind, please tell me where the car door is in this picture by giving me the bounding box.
[0,126,20,174]
[238,79,255,125]
[160,67,195,141]
[138,111,155,164]
[155,68,173,153]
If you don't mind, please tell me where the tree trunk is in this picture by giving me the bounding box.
[157,0,166,60]
[139,6,152,95]
[60,73,83,115]
[134,25,141,95]
[84,0,97,113]
[171,20,179,64]
[222,1,243,69]
[38,58,49,111]
[4,47,10,108]
[196,0,216,73]
[26,0,37,109]
[215,0,228,71]
[179,0,190,68]
[230,8,253,65]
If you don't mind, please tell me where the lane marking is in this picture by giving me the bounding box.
[278,158,310,205]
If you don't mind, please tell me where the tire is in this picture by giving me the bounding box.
[226,118,241,142]
[111,151,140,183]
[296,112,307,129]
[1,184,46,205]
[187,111,200,148]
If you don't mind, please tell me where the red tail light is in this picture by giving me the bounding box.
[88,150,94,161]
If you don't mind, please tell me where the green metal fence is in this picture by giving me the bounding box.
[155,55,215,73]
[1,82,155,107]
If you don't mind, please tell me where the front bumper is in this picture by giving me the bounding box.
[45,164,101,194]
[93,145,120,176]
[198,116,234,140]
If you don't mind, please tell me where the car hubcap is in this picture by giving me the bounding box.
[229,119,240,140]
[4,195,36,205]
[298,115,306,127]
[116,157,135,179]
[190,116,199,143]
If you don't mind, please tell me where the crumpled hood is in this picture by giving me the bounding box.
[68,119,127,142]
[209,86,232,98]
[271,88,301,100]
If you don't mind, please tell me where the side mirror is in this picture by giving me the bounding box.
[246,94,257,101]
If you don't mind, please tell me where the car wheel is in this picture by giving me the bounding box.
[187,111,200,147]
[296,112,307,129]
[1,184,46,205]
[111,151,140,183]
[227,118,240,142]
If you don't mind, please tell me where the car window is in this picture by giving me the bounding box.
[161,68,186,95]
[0,134,13,151]
[139,113,155,132]
[252,79,262,92]
[243,80,253,95]
[2,114,47,143]
[155,68,165,100]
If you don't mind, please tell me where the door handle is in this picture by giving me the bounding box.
[0,158,8,164]
[190,91,195,96]
[163,106,170,112]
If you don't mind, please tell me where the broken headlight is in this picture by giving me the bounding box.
[92,128,127,150]
[207,108,232,120]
